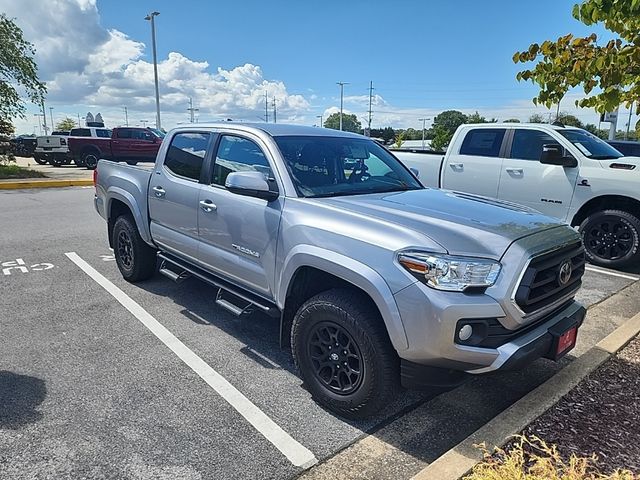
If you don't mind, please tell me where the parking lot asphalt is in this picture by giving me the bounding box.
[1,187,638,480]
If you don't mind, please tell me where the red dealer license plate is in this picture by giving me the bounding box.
[556,326,577,357]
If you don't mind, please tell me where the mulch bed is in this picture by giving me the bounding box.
[520,336,640,473]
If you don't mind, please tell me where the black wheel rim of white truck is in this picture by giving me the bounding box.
[584,215,634,260]
[307,321,364,395]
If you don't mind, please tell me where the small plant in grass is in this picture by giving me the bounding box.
[463,435,637,480]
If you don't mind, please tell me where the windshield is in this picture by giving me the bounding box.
[559,129,623,159]
[274,136,423,198]
[149,128,166,138]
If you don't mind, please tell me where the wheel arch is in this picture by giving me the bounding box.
[277,246,409,352]
[106,189,153,248]
[571,195,640,227]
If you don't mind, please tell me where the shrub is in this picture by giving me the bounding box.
[463,435,637,480]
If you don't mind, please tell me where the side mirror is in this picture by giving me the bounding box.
[540,144,578,167]
[409,167,420,178]
[225,171,278,201]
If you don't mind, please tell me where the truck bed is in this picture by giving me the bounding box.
[95,160,154,244]
[391,151,444,188]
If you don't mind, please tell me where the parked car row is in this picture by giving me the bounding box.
[29,127,163,169]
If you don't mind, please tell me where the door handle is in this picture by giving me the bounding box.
[506,168,524,175]
[199,200,217,213]
[449,163,463,169]
[152,186,165,197]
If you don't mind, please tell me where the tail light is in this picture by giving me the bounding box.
[93,169,98,188]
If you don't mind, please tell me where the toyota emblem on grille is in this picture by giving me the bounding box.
[558,260,572,286]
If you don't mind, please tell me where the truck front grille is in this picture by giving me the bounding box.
[514,242,585,314]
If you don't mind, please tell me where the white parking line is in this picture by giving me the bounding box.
[585,266,639,282]
[64,251,317,469]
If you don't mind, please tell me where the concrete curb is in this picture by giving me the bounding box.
[411,311,640,480]
[0,179,93,190]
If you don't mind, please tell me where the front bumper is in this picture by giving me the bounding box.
[399,301,585,389]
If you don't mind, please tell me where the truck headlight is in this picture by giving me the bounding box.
[398,251,501,292]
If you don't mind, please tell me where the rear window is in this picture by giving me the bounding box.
[96,129,111,138]
[70,128,91,137]
[164,132,210,181]
[459,128,506,157]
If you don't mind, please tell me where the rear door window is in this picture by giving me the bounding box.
[459,128,506,157]
[164,132,211,181]
[116,129,132,139]
[96,129,111,138]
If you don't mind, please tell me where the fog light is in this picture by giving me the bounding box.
[458,324,473,341]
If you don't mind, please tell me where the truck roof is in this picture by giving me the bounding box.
[169,122,365,139]
[460,122,582,131]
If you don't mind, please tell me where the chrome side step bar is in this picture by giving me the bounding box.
[157,251,280,318]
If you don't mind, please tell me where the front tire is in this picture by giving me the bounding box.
[291,289,399,419]
[579,209,640,269]
[112,215,157,282]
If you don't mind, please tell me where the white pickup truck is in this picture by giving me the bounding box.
[394,123,640,269]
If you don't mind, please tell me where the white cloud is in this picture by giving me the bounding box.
[2,0,310,132]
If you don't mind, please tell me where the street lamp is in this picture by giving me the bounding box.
[336,81,349,131]
[144,11,161,130]
[316,115,323,128]
[140,120,149,127]
[418,117,431,150]
[33,114,44,135]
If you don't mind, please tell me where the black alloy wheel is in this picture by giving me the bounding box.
[307,321,364,395]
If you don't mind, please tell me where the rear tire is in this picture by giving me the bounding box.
[82,151,99,170]
[291,288,399,419]
[33,155,47,165]
[579,209,640,269]
[112,215,157,282]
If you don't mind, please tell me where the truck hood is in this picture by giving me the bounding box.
[318,188,563,259]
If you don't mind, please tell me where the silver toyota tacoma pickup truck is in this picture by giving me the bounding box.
[94,123,586,418]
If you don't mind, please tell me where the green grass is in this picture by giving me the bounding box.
[0,164,47,179]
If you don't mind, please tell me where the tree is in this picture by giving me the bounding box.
[504,118,521,123]
[513,0,640,131]
[0,14,46,121]
[555,111,584,128]
[430,124,451,152]
[56,117,77,131]
[432,110,468,133]
[528,113,547,123]
[0,118,15,165]
[394,131,405,149]
[324,112,362,133]
[466,111,497,124]
[430,110,468,150]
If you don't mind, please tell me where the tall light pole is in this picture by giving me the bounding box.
[337,81,349,131]
[34,114,44,135]
[316,115,323,127]
[188,98,199,123]
[41,101,48,134]
[625,102,634,140]
[49,107,54,131]
[418,117,430,150]
[124,106,129,126]
[140,120,148,127]
[144,11,161,130]
[77,113,82,127]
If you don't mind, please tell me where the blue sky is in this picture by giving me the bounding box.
[4,0,636,133]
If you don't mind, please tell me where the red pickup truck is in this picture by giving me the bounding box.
[68,127,164,169]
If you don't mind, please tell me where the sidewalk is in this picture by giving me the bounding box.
[0,156,93,189]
